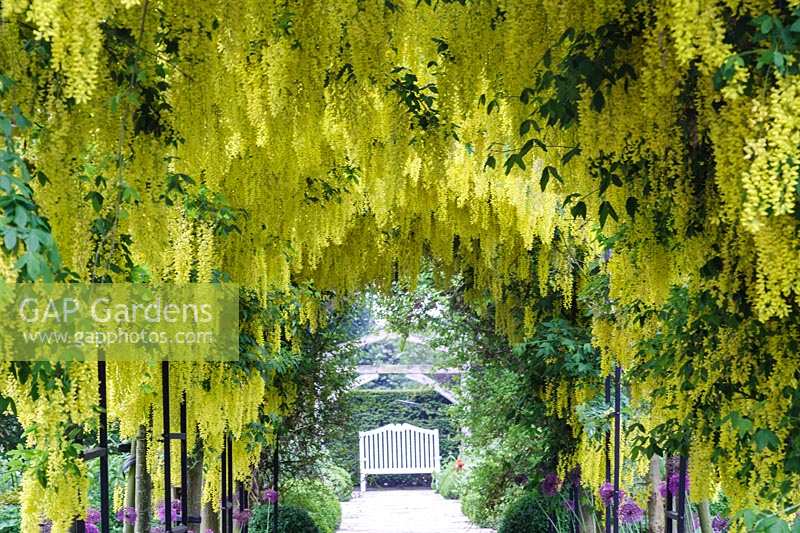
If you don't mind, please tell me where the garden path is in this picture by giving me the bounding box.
[338,488,496,533]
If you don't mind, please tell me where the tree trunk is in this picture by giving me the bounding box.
[201,501,218,533]
[579,498,597,533]
[124,440,136,533]
[187,448,203,525]
[698,500,713,533]
[134,425,152,533]
[648,455,665,533]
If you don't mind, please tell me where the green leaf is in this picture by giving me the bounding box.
[754,428,779,451]
[599,201,618,228]
[561,146,581,165]
[760,15,774,35]
[14,204,29,227]
[3,228,17,251]
[545,165,562,183]
[540,166,550,191]
[773,51,785,71]
[519,139,535,157]
[84,191,104,213]
[591,90,605,112]
[484,155,496,170]
[625,197,638,220]
[487,99,498,115]
[730,411,754,436]
[504,154,526,175]
[570,201,587,219]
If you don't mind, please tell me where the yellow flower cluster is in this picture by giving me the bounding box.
[2,0,800,523]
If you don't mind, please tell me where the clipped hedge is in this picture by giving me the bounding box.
[329,389,459,487]
[280,479,341,533]
[321,463,354,501]
[249,504,320,533]
[498,491,562,533]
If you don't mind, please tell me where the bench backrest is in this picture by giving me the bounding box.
[358,423,441,476]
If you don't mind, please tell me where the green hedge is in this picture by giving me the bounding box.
[328,389,459,488]
[249,504,320,533]
[321,463,353,501]
[498,491,567,533]
[280,479,341,533]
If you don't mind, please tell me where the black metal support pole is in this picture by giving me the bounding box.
[666,457,674,532]
[179,391,188,526]
[221,441,227,533]
[677,456,688,533]
[98,359,110,533]
[612,365,621,533]
[238,481,247,533]
[272,437,279,533]
[604,375,611,533]
[227,433,234,529]
[571,477,580,533]
[161,361,172,533]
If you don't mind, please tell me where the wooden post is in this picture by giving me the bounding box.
[134,423,151,533]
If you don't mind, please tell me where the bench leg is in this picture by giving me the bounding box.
[360,474,366,493]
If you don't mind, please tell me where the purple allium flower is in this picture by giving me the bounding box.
[233,509,252,525]
[540,472,561,497]
[150,527,164,533]
[263,488,279,504]
[619,498,645,524]
[116,507,137,525]
[205,529,214,533]
[599,481,625,506]
[85,524,99,533]
[40,521,52,533]
[712,515,730,533]
[86,509,101,524]
[659,472,691,497]
[156,500,182,522]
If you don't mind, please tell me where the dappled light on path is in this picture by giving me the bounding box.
[339,488,494,533]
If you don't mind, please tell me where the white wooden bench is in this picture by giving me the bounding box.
[358,423,441,492]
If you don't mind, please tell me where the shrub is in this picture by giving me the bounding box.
[459,453,525,528]
[281,479,341,533]
[433,459,466,499]
[249,504,320,533]
[321,463,353,501]
[498,491,563,533]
